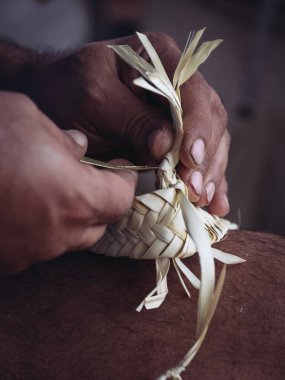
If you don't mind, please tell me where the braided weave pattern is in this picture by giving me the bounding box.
[94,185,230,261]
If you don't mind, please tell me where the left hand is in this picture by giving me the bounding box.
[25,32,230,216]
[0,92,137,274]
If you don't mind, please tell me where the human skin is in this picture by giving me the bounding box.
[0,92,137,274]
[0,32,230,217]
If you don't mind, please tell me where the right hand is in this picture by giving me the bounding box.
[0,92,137,274]
[23,33,230,216]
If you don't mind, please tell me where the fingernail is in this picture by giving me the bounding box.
[205,182,215,204]
[189,171,203,196]
[190,139,205,165]
[66,130,87,148]
[223,195,230,211]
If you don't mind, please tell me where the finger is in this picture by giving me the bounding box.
[87,78,174,163]
[195,130,230,208]
[207,176,230,217]
[129,34,228,172]
[141,35,228,167]
[71,225,107,251]
[135,34,228,172]
[180,77,228,170]
[194,129,230,208]
[54,129,88,159]
[176,162,201,203]
[79,160,138,225]
[177,128,230,206]
[66,159,137,251]
[40,111,88,159]
[64,129,88,159]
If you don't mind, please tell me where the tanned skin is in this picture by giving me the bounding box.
[0,33,229,272]
[0,35,284,380]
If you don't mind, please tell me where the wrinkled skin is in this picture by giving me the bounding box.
[0,92,137,274]
[26,32,230,217]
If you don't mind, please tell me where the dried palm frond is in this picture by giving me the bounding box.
[89,29,244,380]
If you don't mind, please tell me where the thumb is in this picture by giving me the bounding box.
[40,111,88,159]
[146,119,174,163]
[63,129,88,159]
[123,100,174,163]
[92,79,174,164]
[80,159,138,225]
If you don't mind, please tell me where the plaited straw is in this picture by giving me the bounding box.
[91,29,245,379]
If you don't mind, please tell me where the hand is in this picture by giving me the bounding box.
[24,32,230,216]
[0,92,137,274]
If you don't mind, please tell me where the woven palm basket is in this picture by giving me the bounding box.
[88,30,244,380]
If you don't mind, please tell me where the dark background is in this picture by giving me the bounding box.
[0,0,284,235]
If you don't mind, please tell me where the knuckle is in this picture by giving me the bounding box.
[183,73,211,106]
[223,177,229,193]
[145,31,178,50]
[76,43,104,65]
[189,71,209,91]
[206,164,225,187]
[217,102,228,125]
[222,176,229,191]
[210,88,228,126]
[69,44,92,64]
[67,227,103,251]
[14,92,37,111]
[66,191,95,223]
[78,235,100,250]
[224,129,231,147]
[140,32,181,78]
[124,108,161,149]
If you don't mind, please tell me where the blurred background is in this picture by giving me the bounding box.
[0,0,284,236]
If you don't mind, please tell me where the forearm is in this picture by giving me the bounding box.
[0,39,38,92]
[0,39,67,96]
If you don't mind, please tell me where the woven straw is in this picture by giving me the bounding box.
[89,30,244,380]
[95,186,231,262]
